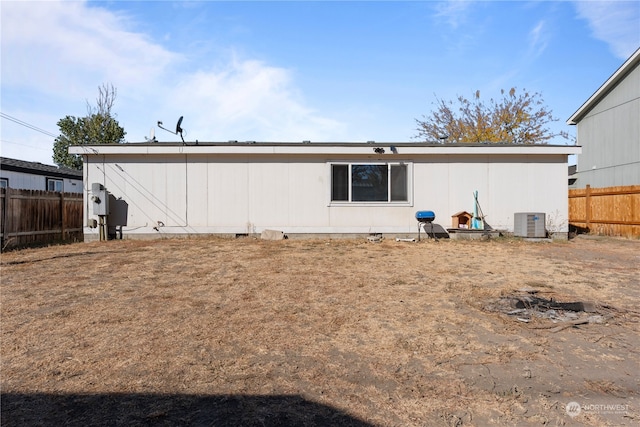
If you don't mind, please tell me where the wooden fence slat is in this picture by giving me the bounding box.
[569,184,640,238]
[4,228,84,237]
[0,188,84,250]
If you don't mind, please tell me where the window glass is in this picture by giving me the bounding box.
[0,178,7,188]
[352,165,388,201]
[47,178,63,192]
[390,164,407,201]
[331,164,348,201]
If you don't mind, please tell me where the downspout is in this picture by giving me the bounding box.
[83,154,89,226]
[185,153,188,227]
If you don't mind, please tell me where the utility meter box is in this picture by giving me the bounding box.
[91,183,109,216]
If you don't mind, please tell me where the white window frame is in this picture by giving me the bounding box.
[328,161,413,206]
[0,178,8,189]
[46,178,63,192]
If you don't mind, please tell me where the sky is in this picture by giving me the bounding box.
[1,0,639,166]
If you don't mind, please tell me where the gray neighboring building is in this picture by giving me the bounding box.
[567,48,640,188]
[0,157,83,193]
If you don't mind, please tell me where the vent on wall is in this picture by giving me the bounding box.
[514,212,546,238]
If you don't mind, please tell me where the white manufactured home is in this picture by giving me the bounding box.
[70,142,580,240]
[0,157,83,193]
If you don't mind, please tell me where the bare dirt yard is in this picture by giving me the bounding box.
[1,235,639,426]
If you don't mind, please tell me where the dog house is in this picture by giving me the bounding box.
[451,211,473,229]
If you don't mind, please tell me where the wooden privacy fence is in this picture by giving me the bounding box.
[0,188,83,250]
[569,185,640,238]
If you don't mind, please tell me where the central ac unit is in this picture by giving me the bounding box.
[514,212,546,238]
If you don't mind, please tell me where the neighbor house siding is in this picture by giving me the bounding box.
[569,49,640,188]
[0,168,84,193]
[0,157,84,193]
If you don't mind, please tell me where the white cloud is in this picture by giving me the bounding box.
[573,1,640,59]
[1,1,178,99]
[433,0,473,29]
[481,20,549,95]
[0,0,346,164]
[162,57,346,142]
[528,20,549,58]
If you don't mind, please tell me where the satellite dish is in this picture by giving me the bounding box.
[145,127,157,142]
[176,116,184,143]
[157,115,186,144]
[176,116,183,134]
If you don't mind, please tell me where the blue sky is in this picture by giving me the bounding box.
[1,1,639,165]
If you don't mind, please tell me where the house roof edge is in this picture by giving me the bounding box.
[567,47,640,125]
[69,142,581,156]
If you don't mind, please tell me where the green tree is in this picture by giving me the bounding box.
[53,84,126,169]
[414,88,568,144]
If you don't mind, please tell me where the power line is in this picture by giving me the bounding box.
[0,139,51,152]
[0,112,58,138]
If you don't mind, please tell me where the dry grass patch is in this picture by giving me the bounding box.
[2,236,639,426]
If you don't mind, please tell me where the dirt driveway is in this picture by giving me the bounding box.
[1,235,638,426]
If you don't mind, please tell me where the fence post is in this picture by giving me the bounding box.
[0,188,5,248]
[585,185,591,229]
[60,191,66,241]
[4,188,12,248]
